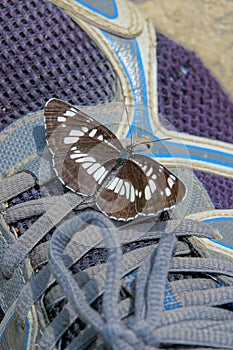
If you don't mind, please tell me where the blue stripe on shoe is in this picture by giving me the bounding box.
[101,31,233,173]
[75,0,118,19]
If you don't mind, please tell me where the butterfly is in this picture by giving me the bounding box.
[44,98,186,221]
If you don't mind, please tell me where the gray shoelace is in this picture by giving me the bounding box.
[1,172,233,349]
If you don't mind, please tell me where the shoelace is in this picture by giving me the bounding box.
[1,172,233,349]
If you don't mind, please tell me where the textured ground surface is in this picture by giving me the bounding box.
[136,0,233,100]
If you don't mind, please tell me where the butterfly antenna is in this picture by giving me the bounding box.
[125,104,133,147]
[131,137,172,150]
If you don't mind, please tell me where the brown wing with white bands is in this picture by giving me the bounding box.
[44,98,123,195]
[96,154,186,221]
[96,159,148,221]
[131,154,186,215]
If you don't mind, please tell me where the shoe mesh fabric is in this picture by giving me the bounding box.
[157,33,233,144]
[0,0,117,131]
[195,171,233,210]
[156,33,233,210]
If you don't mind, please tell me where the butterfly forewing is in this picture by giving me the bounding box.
[44,99,123,195]
[45,99,123,149]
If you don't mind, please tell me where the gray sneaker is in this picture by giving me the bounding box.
[1,171,233,350]
[1,1,233,350]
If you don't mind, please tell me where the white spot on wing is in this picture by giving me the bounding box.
[124,182,130,200]
[87,163,100,174]
[82,162,92,169]
[120,185,125,196]
[168,177,175,189]
[89,129,97,137]
[70,130,84,137]
[149,179,156,193]
[57,116,66,122]
[98,135,104,141]
[82,127,88,133]
[107,177,119,190]
[98,170,108,184]
[93,167,106,182]
[114,179,123,194]
[75,156,95,163]
[159,165,164,173]
[64,110,76,117]
[72,153,87,157]
[70,146,77,151]
[165,187,171,196]
[152,174,157,180]
[146,167,153,177]
[70,153,87,159]
[142,165,147,172]
[145,186,151,200]
[64,136,79,144]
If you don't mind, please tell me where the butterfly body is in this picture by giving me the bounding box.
[45,99,186,221]
[118,150,131,162]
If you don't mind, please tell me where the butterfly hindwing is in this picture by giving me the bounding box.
[96,159,148,220]
[131,154,186,215]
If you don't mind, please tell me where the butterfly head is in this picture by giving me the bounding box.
[124,137,151,153]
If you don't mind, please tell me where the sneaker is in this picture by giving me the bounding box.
[1,1,233,349]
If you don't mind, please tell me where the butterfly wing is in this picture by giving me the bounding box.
[44,98,124,196]
[131,154,186,215]
[96,154,186,221]
[96,159,147,220]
